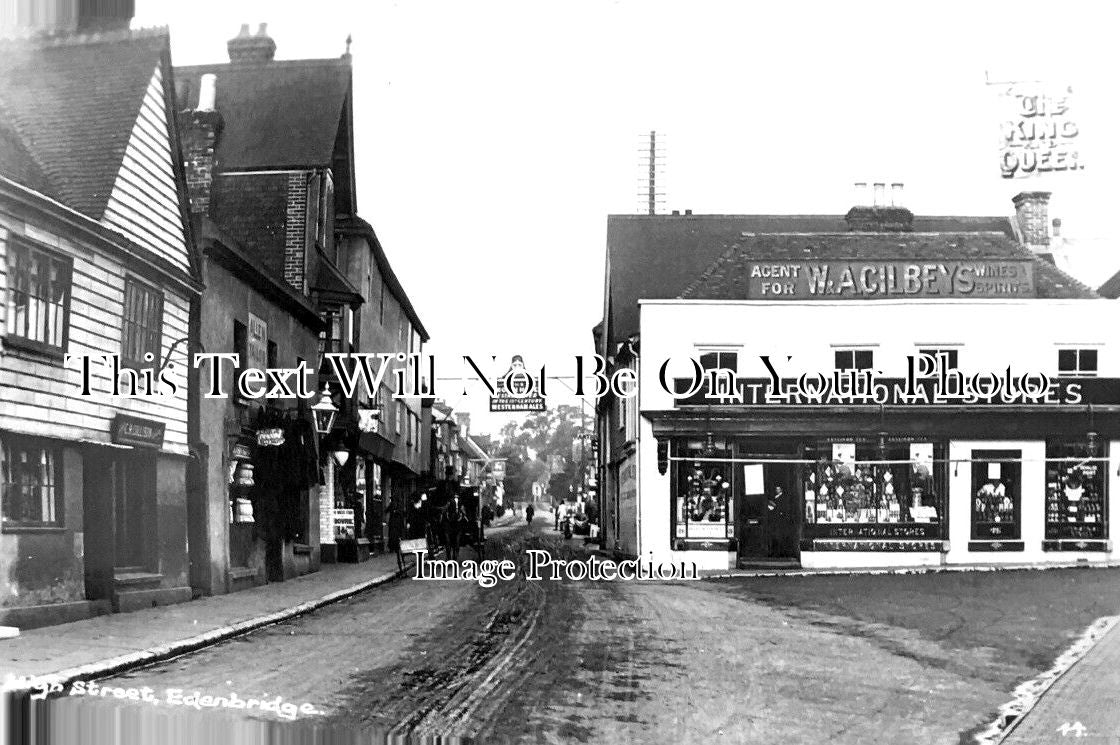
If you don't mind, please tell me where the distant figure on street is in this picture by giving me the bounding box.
[525,504,535,526]
[554,503,561,530]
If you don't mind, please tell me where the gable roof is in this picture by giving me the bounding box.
[1099,268,1120,299]
[338,215,430,342]
[604,213,1028,348]
[0,29,170,219]
[175,59,351,172]
[681,232,1099,301]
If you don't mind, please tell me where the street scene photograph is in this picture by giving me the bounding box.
[1,1,1118,743]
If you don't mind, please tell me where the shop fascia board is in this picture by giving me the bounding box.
[646,406,1120,439]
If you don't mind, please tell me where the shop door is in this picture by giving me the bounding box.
[739,463,799,560]
[114,455,153,569]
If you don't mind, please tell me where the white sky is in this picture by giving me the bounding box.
[134,0,1118,436]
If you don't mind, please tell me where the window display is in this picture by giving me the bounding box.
[803,440,942,527]
[672,438,734,541]
[971,450,1022,541]
[1045,441,1107,541]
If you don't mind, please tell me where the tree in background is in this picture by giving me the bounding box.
[494,405,587,504]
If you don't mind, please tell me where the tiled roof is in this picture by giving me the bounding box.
[175,59,350,170]
[604,213,1018,348]
[680,232,1098,300]
[0,29,168,218]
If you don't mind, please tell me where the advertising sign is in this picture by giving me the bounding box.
[746,260,1035,299]
[333,508,355,540]
[992,81,1083,179]
[110,414,166,449]
[489,355,547,412]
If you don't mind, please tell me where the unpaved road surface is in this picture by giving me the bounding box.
[39,526,1030,744]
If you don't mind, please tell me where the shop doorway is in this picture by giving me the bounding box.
[113,455,154,569]
[738,461,800,563]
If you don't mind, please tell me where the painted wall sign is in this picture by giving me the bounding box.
[805,523,940,540]
[992,81,1084,179]
[247,312,268,371]
[746,260,1035,299]
[110,414,165,449]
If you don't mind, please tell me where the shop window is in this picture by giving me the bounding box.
[5,237,72,354]
[835,349,873,370]
[971,450,1022,542]
[671,438,734,542]
[803,440,943,527]
[0,437,63,528]
[121,277,164,368]
[1045,440,1107,541]
[1058,349,1097,377]
[699,351,737,374]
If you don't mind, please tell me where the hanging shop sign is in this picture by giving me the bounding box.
[256,427,285,447]
[489,355,546,412]
[231,442,252,461]
[745,260,1035,299]
[991,81,1083,179]
[111,414,165,449]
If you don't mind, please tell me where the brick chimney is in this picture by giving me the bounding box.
[77,0,134,32]
[1012,191,1051,251]
[178,74,223,216]
[454,412,471,439]
[227,23,276,64]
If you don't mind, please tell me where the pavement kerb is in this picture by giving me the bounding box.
[702,559,1120,580]
[974,614,1120,744]
[2,564,408,697]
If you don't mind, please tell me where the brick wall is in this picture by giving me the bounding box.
[284,172,309,291]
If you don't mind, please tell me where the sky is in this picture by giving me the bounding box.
[134,0,1118,436]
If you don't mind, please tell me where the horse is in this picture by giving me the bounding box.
[438,490,484,560]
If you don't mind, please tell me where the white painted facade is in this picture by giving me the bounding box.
[632,298,1120,570]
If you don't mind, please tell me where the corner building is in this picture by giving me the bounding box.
[597,194,1120,571]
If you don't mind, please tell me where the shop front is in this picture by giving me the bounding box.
[648,406,1120,571]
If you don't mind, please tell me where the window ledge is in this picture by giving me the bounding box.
[1,525,66,534]
[3,335,65,362]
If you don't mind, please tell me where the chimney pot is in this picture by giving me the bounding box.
[684,209,693,215]
[197,74,217,112]
[872,183,886,207]
[890,182,904,207]
[671,210,680,216]
[853,182,869,206]
[1052,217,1062,238]
[228,22,276,64]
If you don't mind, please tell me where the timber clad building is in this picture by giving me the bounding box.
[0,28,200,625]
[596,194,1120,571]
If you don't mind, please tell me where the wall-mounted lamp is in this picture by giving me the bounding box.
[312,384,338,434]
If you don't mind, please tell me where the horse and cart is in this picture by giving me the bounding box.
[397,483,486,568]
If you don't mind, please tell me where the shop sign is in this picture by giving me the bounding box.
[231,442,252,461]
[805,523,940,540]
[745,260,1035,299]
[991,80,1083,179]
[674,375,1120,408]
[489,356,546,412]
[333,508,355,540]
[804,539,945,552]
[256,427,285,447]
[110,414,165,449]
[247,313,268,370]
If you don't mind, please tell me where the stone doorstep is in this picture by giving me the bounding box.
[0,600,112,631]
[113,586,193,614]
